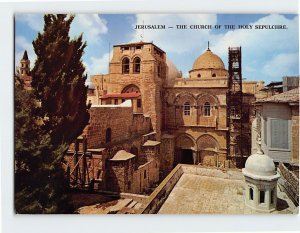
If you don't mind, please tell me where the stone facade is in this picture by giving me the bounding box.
[86,41,266,185]
[65,41,299,196]
[66,100,160,194]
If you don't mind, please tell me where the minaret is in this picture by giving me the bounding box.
[19,50,30,76]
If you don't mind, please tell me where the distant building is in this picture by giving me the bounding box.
[258,76,299,98]
[253,88,299,165]
[17,50,32,90]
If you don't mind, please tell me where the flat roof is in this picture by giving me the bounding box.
[140,165,298,214]
[113,41,165,54]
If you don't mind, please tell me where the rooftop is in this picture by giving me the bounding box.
[100,92,141,99]
[110,150,136,161]
[143,140,161,147]
[256,88,299,104]
[113,41,165,54]
[139,164,298,214]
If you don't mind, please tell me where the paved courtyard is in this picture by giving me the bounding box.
[158,173,297,214]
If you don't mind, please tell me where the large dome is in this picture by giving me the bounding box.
[192,49,225,70]
[244,153,276,177]
[166,57,181,86]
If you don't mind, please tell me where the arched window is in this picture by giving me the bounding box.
[183,102,191,116]
[212,73,216,77]
[249,187,254,200]
[133,57,141,73]
[204,102,211,116]
[106,128,112,143]
[122,57,130,74]
[197,73,201,78]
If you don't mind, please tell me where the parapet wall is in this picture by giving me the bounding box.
[278,162,299,206]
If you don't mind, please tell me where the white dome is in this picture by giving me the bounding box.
[244,153,276,177]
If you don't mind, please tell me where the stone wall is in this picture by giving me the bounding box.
[107,158,159,194]
[160,134,176,177]
[84,104,152,149]
[138,164,184,214]
[93,43,167,139]
[278,162,299,206]
[107,159,134,193]
[291,106,299,163]
[163,88,227,130]
[242,81,265,95]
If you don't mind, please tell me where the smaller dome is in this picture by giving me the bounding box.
[192,49,225,70]
[244,153,276,177]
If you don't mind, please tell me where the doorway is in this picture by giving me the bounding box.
[180,149,194,164]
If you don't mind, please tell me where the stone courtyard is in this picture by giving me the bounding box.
[158,172,297,214]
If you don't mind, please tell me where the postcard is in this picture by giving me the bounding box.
[14,13,299,215]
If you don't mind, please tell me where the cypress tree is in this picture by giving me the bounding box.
[31,14,89,146]
[15,14,89,214]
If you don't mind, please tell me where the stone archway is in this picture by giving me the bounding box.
[121,84,140,94]
[175,134,197,165]
[121,84,142,112]
[197,134,220,166]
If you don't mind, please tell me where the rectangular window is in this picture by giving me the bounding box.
[260,191,265,204]
[270,119,289,149]
[122,99,125,103]
[114,99,118,105]
[183,104,191,116]
[137,99,142,108]
[271,189,274,204]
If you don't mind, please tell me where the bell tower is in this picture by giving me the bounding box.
[19,50,30,76]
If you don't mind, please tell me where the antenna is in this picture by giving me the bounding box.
[140,20,144,42]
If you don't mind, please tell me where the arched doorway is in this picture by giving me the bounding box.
[175,134,196,165]
[197,134,220,166]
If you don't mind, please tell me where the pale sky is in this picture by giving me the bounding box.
[15,13,299,84]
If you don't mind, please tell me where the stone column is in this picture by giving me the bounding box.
[193,150,197,165]
[265,189,270,208]
[254,186,259,208]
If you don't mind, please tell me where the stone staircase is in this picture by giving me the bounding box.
[77,198,144,214]
[115,199,144,214]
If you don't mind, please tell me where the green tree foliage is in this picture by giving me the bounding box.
[31,14,89,146]
[15,82,72,213]
[15,14,89,213]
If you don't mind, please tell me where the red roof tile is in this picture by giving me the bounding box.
[100,92,141,99]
